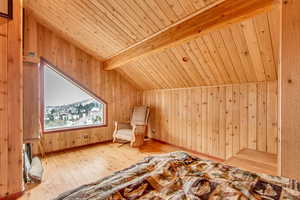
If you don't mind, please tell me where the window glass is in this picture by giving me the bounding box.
[43,64,105,131]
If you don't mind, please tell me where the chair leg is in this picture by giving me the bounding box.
[113,137,116,143]
[38,141,45,158]
[130,140,135,147]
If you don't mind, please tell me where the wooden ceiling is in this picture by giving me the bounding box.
[25,0,222,59]
[117,9,279,90]
[25,0,279,90]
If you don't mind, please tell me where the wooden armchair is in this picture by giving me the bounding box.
[113,106,150,147]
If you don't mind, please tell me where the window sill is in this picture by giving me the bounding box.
[43,124,108,134]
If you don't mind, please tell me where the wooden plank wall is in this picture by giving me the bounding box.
[34,24,141,153]
[0,0,23,198]
[0,0,8,14]
[142,81,278,160]
[279,0,300,180]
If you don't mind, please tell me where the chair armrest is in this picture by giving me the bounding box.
[113,121,131,139]
[132,124,147,134]
[117,121,130,125]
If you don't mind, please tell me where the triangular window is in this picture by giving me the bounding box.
[41,59,106,132]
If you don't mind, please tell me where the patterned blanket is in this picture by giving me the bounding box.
[54,152,300,200]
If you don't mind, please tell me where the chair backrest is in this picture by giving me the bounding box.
[130,106,150,126]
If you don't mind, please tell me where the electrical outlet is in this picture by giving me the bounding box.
[152,129,156,134]
[83,135,89,139]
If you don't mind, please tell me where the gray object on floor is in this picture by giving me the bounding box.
[29,156,44,183]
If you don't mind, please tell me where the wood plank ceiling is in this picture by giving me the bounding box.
[25,0,279,90]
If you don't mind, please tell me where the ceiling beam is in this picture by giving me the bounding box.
[104,0,278,70]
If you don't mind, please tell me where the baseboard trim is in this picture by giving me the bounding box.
[152,138,225,163]
[0,191,23,200]
[34,139,113,156]
[35,138,225,163]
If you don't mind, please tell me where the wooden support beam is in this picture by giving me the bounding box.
[24,9,38,57]
[279,0,300,180]
[104,0,278,70]
[0,0,23,197]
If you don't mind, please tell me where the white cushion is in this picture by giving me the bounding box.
[131,106,148,126]
[115,129,132,141]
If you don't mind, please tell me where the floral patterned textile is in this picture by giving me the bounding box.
[53,152,300,200]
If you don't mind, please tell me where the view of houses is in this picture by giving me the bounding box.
[44,98,104,130]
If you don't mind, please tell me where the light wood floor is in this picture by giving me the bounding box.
[19,140,277,200]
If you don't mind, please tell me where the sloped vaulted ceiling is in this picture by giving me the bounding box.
[25,0,279,90]
[117,10,279,90]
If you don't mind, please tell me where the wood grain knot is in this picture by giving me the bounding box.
[182,57,189,62]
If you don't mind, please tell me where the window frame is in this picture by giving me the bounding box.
[40,57,108,134]
[0,0,13,20]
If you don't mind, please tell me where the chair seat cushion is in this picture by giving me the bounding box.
[115,129,133,141]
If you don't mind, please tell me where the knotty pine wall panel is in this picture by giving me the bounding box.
[143,81,278,160]
[35,24,141,153]
[0,0,23,198]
